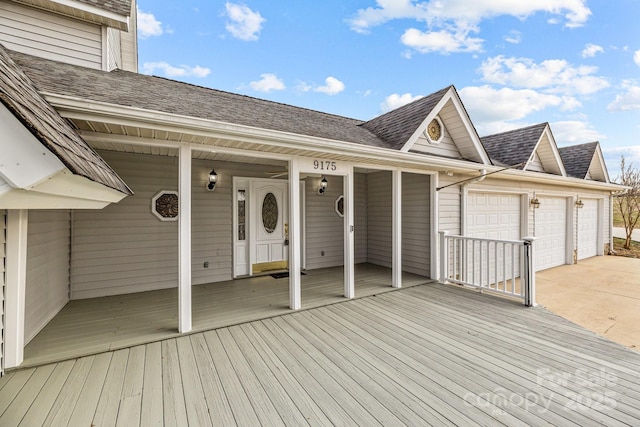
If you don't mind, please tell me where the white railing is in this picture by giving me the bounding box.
[439,231,536,306]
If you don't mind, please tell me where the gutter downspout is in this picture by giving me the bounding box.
[460,169,487,235]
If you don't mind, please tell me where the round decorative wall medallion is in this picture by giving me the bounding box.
[262,192,279,234]
[152,190,179,221]
[335,195,344,218]
[425,118,442,143]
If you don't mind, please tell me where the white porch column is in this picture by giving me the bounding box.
[5,209,28,368]
[288,158,301,310]
[392,169,402,288]
[178,144,192,333]
[344,166,355,299]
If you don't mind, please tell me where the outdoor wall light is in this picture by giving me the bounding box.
[207,168,218,191]
[530,198,541,209]
[318,176,328,195]
[576,199,584,208]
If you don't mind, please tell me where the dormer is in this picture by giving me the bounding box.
[481,123,566,176]
[0,0,137,71]
[559,142,610,183]
[361,86,490,164]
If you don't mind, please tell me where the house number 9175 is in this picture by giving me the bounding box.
[313,160,337,171]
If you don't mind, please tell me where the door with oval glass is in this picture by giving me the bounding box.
[251,180,289,274]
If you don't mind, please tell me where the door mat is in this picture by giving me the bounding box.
[271,272,306,279]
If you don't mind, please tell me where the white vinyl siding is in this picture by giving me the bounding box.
[24,210,70,344]
[367,171,392,268]
[0,1,102,69]
[402,173,431,277]
[71,151,288,299]
[535,196,568,271]
[106,27,121,70]
[355,173,368,264]
[578,199,599,260]
[305,176,344,270]
[0,210,5,375]
[527,152,545,173]
[411,121,463,159]
[119,2,137,72]
[438,172,462,235]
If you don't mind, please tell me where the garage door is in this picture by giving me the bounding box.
[578,199,599,260]
[467,193,521,240]
[536,196,567,270]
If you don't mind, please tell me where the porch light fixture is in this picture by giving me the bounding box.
[207,168,218,191]
[530,198,541,209]
[318,176,328,195]
[576,199,584,208]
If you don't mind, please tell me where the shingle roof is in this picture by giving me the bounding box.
[10,51,392,150]
[480,123,548,168]
[558,142,598,179]
[73,0,131,16]
[360,86,451,150]
[0,45,132,195]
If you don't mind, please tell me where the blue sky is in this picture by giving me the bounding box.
[136,1,640,177]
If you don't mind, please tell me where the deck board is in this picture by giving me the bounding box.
[2,281,640,426]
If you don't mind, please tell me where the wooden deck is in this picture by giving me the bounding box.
[2,282,640,426]
[23,264,431,367]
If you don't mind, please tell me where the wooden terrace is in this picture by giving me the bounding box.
[1,278,640,425]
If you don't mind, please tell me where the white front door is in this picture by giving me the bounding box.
[251,181,288,274]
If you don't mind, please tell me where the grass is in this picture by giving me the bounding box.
[613,237,640,258]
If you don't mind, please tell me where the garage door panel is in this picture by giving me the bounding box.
[536,196,567,271]
[468,193,521,284]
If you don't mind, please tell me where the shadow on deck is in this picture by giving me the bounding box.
[23,264,432,367]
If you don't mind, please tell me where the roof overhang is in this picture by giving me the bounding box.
[0,102,127,208]
[43,92,623,192]
[11,0,129,31]
[589,143,610,183]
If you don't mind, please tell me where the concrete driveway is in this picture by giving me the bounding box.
[613,226,640,242]
[536,255,640,351]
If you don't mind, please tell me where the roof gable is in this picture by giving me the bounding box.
[362,86,490,164]
[0,44,132,196]
[559,141,610,183]
[481,123,566,175]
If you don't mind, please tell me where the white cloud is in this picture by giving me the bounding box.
[314,77,345,95]
[479,55,609,95]
[581,43,604,58]
[249,73,285,92]
[348,0,591,54]
[634,50,640,67]
[142,62,210,78]
[608,81,640,112]
[550,120,604,145]
[504,30,521,44]
[225,3,265,41]
[137,8,163,39]
[380,93,423,112]
[603,146,640,179]
[459,85,567,124]
[400,26,483,54]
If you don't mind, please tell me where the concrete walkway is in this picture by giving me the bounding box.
[537,255,640,351]
[613,226,640,242]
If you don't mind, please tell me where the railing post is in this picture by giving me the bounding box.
[439,231,449,284]
[523,236,537,307]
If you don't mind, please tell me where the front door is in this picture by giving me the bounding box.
[251,181,288,274]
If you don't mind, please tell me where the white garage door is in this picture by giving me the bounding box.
[536,196,567,271]
[467,193,521,286]
[578,199,599,260]
[467,193,521,240]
